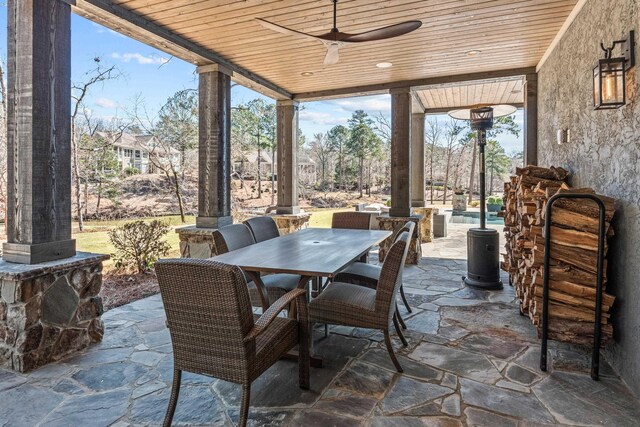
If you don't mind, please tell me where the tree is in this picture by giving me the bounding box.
[155,89,198,179]
[441,120,464,203]
[232,100,276,200]
[485,140,511,194]
[309,132,334,191]
[425,118,444,204]
[128,90,196,223]
[466,115,520,202]
[71,59,119,230]
[346,110,382,198]
[327,125,350,191]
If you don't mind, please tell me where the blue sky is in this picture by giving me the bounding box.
[0,8,523,153]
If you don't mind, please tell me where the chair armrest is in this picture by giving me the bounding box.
[245,288,307,341]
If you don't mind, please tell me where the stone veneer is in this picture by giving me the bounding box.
[377,215,423,264]
[0,252,109,372]
[177,213,311,259]
[537,0,640,395]
[411,207,434,243]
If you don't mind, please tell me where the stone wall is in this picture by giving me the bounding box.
[377,215,422,264]
[537,0,640,395]
[0,253,109,372]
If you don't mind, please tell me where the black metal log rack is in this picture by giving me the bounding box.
[539,193,607,381]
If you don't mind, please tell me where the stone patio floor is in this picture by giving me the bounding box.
[1,224,640,426]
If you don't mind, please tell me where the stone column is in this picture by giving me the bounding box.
[196,64,233,228]
[389,88,412,217]
[411,112,425,207]
[276,100,300,214]
[524,73,538,166]
[3,0,75,264]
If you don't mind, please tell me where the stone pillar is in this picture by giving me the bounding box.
[411,112,425,207]
[196,64,233,228]
[276,100,300,214]
[3,0,75,264]
[524,73,538,166]
[390,88,412,217]
[0,253,109,372]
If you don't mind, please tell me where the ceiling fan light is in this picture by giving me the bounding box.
[376,62,393,68]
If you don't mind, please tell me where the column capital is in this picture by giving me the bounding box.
[389,87,412,95]
[196,63,233,76]
[276,99,300,108]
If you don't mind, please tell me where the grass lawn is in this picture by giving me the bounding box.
[74,208,350,271]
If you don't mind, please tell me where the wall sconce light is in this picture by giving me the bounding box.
[593,31,635,110]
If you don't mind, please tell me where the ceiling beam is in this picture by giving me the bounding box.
[293,67,536,101]
[73,0,292,100]
[425,103,524,115]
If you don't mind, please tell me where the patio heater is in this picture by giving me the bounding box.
[449,104,516,290]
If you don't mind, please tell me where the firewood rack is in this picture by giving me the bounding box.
[539,193,607,380]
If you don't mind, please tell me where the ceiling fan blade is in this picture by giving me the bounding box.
[341,20,422,43]
[323,43,341,65]
[256,18,320,42]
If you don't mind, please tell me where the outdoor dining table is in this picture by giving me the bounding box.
[211,227,392,366]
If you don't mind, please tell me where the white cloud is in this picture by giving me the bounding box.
[111,52,170,65]
[328,94,391,114]
[299,110,348,126]
[95,97,118,109]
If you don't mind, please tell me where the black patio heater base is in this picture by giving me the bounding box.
[463,227,503,290]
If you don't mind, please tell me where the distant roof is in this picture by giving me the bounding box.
[94,131,179,155]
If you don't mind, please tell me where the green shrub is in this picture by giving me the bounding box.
[108,220,171,273]
[487,195,503,205]
[123,166,140,176]
[470,201,480,208]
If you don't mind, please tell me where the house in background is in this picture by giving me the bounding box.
[233,150,316,183]
[94,131,181,174]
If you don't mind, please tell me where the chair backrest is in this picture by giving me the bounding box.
[244,216,280,243]
[331,211,372,230]
[375,221,415,316]
[392,221,415,242]
[155,258,255,383]
[213,223,256,254]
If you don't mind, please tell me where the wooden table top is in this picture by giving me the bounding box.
[211,228,391,277]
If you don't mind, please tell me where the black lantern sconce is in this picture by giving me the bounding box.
[593,31,635,110]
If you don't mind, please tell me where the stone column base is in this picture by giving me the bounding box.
[411,207,434,243]
[176,226,218,259]
[269,213,311,235]
[0,252,109,372]
[376,215,423,265]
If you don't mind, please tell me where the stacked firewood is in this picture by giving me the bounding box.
[499,165,616,346]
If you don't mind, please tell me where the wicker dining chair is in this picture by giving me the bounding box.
[155,259,309,427]
[213,223,304,309]
[244,216,280,243]
[308,225,413,372]
[331,211,373,263]
[334,221,414,317]
[331,211,373,230]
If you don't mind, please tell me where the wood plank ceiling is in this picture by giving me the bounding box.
[81,0,578,97]
[415,77,524,110]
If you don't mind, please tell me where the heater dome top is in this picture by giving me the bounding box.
[447,104,517,121]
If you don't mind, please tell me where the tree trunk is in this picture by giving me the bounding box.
[96,178,103,217]
[257,144,262,198]
[358,157,364,198]
[429,141,435,204]
[468,139,477,204]
[71,123,84,231]
[367,163,371,196]
[443,152,452,204]
[170,169,186,223]
[270,145,275,206]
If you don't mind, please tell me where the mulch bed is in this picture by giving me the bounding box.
[100,272,160,311]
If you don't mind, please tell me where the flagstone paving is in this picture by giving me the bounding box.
[1,224,639,426]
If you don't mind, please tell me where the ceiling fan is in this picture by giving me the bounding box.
[256,0,422,65]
